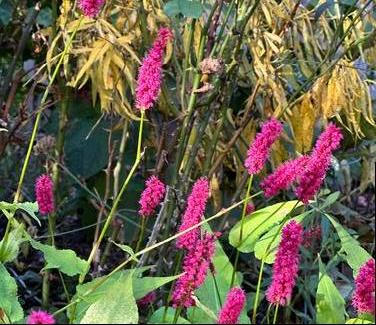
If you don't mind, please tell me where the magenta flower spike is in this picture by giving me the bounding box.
[78,0,105,17]
[35,174,55,215]
[266,220,303,306]
[135,27,173,111]
[176,177,209,250]
[27,310,55,325]
[139,176,166,217]
[295,123,342,204]
[244,118,283,175]
[217,287,246,324]
[352,258,375,316]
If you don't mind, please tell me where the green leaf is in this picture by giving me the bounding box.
[346,318,374,324]
[110,241,139,262]
[149,307,190,324]
[80,271,138,324]
[187,223,250,324]
[0,264,24,323]
[30,239,87,276]
[319,191,341,210]
[164,0,203,18]
[316,258,346,324]
[0,0,13,25]
[0,223,26,263]
[0,201,40,226]
[254,212,309,264]
[36,7,52,27]
[133,274,181,300]
[325,214,371,275]
[229,200,302,253]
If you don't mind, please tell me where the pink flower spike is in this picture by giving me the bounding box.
[27,310,55,324]
[35,174,55,215]
[261,155,309,198]
[78,0,105,17]
[217,287,246,324]
[244,118,283,175]
[139,176,166,217]
[295,123,343,204]
[352,258,375,316]
[137,291,157,308]
[135,27,173,111]
[176,177,210,250]
[172,232,219,308]
[266,220,303,306]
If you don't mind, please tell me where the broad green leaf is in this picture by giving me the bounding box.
[0,201,40,226]
[0,264,24,323]
[164,0,203,18]
[316,258,345,324]
[187,223,250,324]
[325,214,371,275]
[30,240,87,276]
[254,212,309,264]
[80,271,138,324]
[149,307,190,324]
[133,274,181,300]
[346,318,374,324]
[0,223,26,263]
[229,200,302,252]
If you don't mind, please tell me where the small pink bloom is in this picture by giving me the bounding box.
[266,220,303,306]
[302,225,322,249]
[352,259,375,316]
[139,176,166,217]
[172,232,219,308]
[27,310,55,325]
[244,118,283,175]
[246,203,255,215]
[176,178,210,250]
[35,174,54,215]
[78,0,104,17]
[135,28,173,110]
[261,155,309,198]
[137,291,157,308]
[217,287,246,324]
[296,123,342,204]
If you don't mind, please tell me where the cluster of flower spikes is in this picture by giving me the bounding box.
[176,177,210,250]
[135,28,173,110]
[352,258,375,316]
[139,176,166,217]
[35,174,55,215]
[217,287,246,324]
[78,0,104,17]
[244,118,283,175]
[27,310,55,325]
[172,232,219,308]
[295,123,342,204]
[266,220,303,306]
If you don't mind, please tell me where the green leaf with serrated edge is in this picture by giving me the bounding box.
[229,200,302,253]
[80,271,138,324]
[254,212,309,264]
[0,223,26,263]
[0,201,40,226]
[149,307,191,324]
[30,239,86,276]
[187,223,250,324]
[325,214,371,275]
[0,264,24,323]
[316,257,346,324]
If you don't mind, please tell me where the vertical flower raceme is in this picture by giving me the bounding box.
[352,258,375,316]
[261,155,309,198]
[244,118,283,175]
[78,0,105,17]
[139,176,166,217]
[266,220,303,306]
[176,177,210,250]
[35,174,55,215]
[217,287,246,324]
[296,123,342,204]
[172,232,219,308]
[135,27,173,110]
[27,310,55,325]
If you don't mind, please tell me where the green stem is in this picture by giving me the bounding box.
[252,259,265,323]
[173,306,182,324]
[79,111,145,284]
[273,303,279,324]
[132,217,146,267]
[13,16,84,204]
